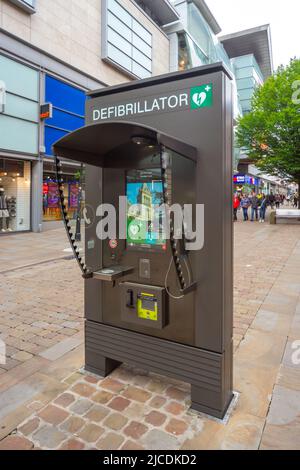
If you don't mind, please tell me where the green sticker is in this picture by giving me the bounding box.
[190,83,213,109]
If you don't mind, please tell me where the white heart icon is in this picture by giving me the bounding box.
[192,92,207,107]
[130,225,139,235]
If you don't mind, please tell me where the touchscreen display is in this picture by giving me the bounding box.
[126,170,166,250]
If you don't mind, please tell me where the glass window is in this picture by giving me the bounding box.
[107,43,132,71]
[5,94,39,123]
[0,55,39,101]
[132,19,152,45]
[0,159,31,232]
[108,28,132,57]
[104,0,152,79]
[132,33,152,59]
[107,11,132,42]
[0,115,38,154]
[108,0,131,25]
[187,3,211,57]
[132,62,151,79]
[132,48,151,72]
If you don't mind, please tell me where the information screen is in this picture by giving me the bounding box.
[126,170,166,250]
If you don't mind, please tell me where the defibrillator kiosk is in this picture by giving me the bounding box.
[53,63,234,419]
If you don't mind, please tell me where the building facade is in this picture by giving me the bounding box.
[0,0,277,235]
[166,1,275,192]
[0,0,175,233]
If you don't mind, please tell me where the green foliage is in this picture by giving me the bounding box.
[236,58,300,183]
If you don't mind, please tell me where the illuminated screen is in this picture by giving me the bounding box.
[126,170,166,250]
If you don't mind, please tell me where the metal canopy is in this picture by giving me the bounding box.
[52,121,197,167]
[220,25,273,80]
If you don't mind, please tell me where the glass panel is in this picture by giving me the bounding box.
[107,43,132,71]
[108,0,131,26]
[186,34,209,67]
[132,19,152,45]
[132,48,151,71]
[108,28,132,57]
[44,127,68,156]
[0,159,31,232]
[132,62,151,79]
[0,115,38,154]
[5,93,39,122]
[46,108,84,132]
[107,11,132,42]
[0,54,39,101]
[104,2,152,78]
[132,33,152,59]
[187,3,211,56]
[45,75,86,117]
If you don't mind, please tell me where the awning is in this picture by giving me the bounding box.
[52,121,197,167]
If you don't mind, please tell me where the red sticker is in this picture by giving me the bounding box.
[109,239,118,249]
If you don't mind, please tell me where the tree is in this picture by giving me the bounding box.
[236,58,300,207]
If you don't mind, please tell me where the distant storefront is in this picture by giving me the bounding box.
[0,54,39,233]
[42,75,86,222]
[43,163,82,222]
[233,174,259,193]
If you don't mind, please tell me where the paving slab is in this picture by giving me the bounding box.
[0,219,299,450]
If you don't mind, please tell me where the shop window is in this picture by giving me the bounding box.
[0,159,31,233]
[43,173,84,223]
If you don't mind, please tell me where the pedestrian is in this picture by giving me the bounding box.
[294,194,299,208]
[233,193,240,221]
[250,191,259,221]
[275,193,281,209]
[269,192,275,209]
[240,194,251,221]
[259,194,267,223]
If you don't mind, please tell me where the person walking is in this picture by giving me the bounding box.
[269,192,275,209]
[250,192,259,221]
[259,194,267,223]
[233,193,240,221]
[240,194,251,221]
[275,193,281,209]
[294,193,299,208]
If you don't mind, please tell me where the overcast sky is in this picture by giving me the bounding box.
[205,0,299,68]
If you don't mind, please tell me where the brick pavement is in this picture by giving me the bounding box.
[0,217,299,450]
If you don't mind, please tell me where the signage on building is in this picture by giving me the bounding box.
[92,84,213,122]
[40,103,53,120]
[234,174,258,185]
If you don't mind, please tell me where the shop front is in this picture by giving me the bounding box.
[0,53,39,233]
[43,161,83,222]
[42,74,86,224]
[233,174,259,194]
[0,158,31,232]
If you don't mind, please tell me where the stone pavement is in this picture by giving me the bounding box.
[0,223,68,273]
[0,216,299,450]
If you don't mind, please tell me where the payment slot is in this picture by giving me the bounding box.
[120,282,167,329]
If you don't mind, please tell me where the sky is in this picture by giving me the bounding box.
[205,0,300,68]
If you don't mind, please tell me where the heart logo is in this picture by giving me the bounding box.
[192,92,207,107]
[130,225,139,236]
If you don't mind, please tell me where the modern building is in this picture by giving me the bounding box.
[166,1,275,192]
[0,0,176,233]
